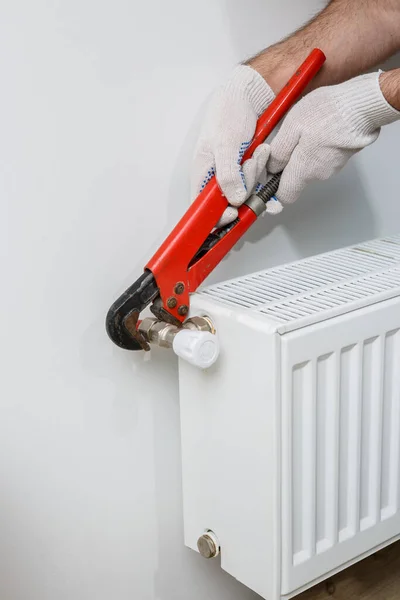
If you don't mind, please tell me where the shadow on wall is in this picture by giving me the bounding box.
[230,163,377,264]
[376,51,400,72]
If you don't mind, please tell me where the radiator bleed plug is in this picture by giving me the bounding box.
[137,316,219,369]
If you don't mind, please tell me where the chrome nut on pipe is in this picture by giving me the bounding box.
[138,318,179,349]
[184,316,215,334]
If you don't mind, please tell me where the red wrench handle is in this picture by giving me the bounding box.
[146,48,326,322]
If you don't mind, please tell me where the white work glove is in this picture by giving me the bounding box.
[268,71,400,204]
[191,65,275,226]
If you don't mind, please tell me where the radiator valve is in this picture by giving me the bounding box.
[138,316,219,369]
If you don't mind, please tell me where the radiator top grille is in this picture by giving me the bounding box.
[197,234,400,333]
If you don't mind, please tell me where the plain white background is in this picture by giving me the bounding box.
[1,1,400,598]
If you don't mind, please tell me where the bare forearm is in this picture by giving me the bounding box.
[380,69,400,110]
[247,0,400,94]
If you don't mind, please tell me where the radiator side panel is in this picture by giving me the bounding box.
[178,296,281,600]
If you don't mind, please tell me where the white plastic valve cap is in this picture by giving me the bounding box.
[172,330,219,369]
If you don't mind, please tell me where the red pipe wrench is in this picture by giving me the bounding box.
[106,48,326,350]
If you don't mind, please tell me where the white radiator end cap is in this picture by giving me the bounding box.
[173,330,219,369]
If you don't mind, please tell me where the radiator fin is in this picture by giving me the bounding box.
[292,361,315,564]
[338,343,362,542]
[199,235,400,333]
[381,329,400,520]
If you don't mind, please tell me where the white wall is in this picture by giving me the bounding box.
[1,1,399,599]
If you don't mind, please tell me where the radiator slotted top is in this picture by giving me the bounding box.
[197,234,400,333]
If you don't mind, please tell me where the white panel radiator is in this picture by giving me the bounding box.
[178,234,400,600]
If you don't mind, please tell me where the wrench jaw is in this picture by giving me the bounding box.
[121,310,150,351]
[105,270,159,351]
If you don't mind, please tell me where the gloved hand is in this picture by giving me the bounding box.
[191,65,275,226]
[268,71,400,204]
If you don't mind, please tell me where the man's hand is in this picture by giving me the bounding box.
[268,72,400,205]
[191,65,274,226]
